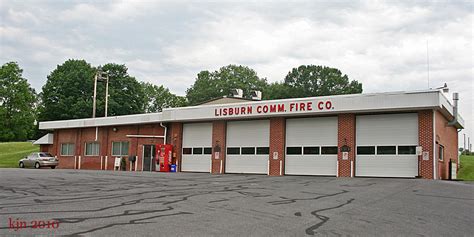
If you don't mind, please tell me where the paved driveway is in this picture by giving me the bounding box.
[0,169,473,236]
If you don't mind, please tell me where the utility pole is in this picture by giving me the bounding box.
[92,67,110,118]
[463,133,466,151]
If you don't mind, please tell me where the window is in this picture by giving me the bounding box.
[227,147,240,155]
[193,147,203,155]
[357,146,375,155]
[398,146,416,155]
[303,146,320,155]
[241,147,255,155]
[256,147,269,155]
[286,147,302,155]
[60,143,75,156]
[112,141,129,156]
[377,146,396,155]
[204,147,212,155]
[182,148,192,154]
[39,153,53,157]
[321,146,338,155]
[438,145,444,161]
[85,142,100,156]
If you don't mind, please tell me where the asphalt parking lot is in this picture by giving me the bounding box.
[0,169,473,236]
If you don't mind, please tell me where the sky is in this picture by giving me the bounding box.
[0,0,473,146]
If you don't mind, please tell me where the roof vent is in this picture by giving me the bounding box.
[251,90,262,100]
[231,89,243,98]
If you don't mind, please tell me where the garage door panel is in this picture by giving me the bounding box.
[182,123,212,173]
[225,155,268,174]
[356,155,418,177]
[356,114,418,145]
[181,155,210,172]
[227,120,269,147]
[285,155,337,176]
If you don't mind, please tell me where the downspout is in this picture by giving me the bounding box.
[160,122,167,144]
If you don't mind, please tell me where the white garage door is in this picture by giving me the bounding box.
[356,113,418,177]
[285,117,338,176]
[226,120,269,174]
[181,123,212,172]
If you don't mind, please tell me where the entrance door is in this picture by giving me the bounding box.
[143,145,156,171]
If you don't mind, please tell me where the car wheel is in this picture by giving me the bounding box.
[19,162,25,168]
[34,162,40,169]
[51,166,56,169]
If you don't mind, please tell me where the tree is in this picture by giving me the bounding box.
[141,82,187,112]
[262,82,293,100]
[282,65,362,98]
[186,65,268,105]
[0,62,37,141]
[39,60,146,121]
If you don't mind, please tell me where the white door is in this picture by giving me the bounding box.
[181,123,212,172]
[225,120,269,174]
[285,117,338,176]
[356,113,418,177]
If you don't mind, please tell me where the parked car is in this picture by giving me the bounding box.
[19,152,59,169]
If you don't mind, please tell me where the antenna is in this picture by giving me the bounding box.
[426,40,430,89]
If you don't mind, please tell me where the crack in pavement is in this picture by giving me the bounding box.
[305,198,355,236]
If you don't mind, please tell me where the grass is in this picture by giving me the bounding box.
[0,142,39,168]
[458,155,474,181]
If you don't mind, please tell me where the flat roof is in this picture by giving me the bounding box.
[39,89,464,130]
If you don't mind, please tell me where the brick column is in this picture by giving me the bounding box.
[418,110,434,179]
[170,123,183,172]
[338,114,356,177]
[269,118,285,176]
[212,121,226,174]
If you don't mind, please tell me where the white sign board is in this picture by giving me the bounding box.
[214,152,220,160]
[416,146,423,156]
[422,151,429,161]
[114,158,121,167]
[342,152,349,160]
[273,152,279,160]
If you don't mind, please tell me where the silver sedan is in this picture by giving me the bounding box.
[19,152,59,169]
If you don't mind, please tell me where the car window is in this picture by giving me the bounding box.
[39,153,53,157]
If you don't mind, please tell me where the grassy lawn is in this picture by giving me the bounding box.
[0,142,39,168]
[458,155,474,181]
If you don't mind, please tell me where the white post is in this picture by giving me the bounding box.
[336,160,339,177]
[135,156,138,171]
[141,155,144,172]
[78,156,82,169]
[92,74,98,118]
[279,160,282,176]
[100,156,103,170]
[210,159,212,173]
[267,160,270,175]
[105,73,109,117]
[105,156,108,170]
[129,160,132,171]
[74,156,77,169]
[350,160,354,177]
[220,160,223,174]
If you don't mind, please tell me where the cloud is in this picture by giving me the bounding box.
[0,0,472,140]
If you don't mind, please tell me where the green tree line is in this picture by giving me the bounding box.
[0,59,362,141]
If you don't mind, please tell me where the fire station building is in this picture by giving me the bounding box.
[36,90,464,179]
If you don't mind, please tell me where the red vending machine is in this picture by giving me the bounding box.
[156,144,173,172]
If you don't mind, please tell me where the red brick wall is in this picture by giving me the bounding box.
[269,118,285,176]
[56,129,78,169]
[169,123,183,172]
[435,110,459,179]
[418,110,434,179]
[337,114,356,177]
[40,144,53,153]
[211,121,226,174]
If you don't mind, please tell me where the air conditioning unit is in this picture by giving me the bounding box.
[231,89,243,98]
[251,91,262,100]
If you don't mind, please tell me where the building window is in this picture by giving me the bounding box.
[321,146,338,155]
[398,146,416,155]
[85,142,99,156]
[241,147,256,155]
[303,146,320,155]
[193,147,203,155]
[357,146,375,155]
[377,146,396,155]
[60,143,75,156]
[438,145,444,161]
[112,141,129,156]
[183,148,192,154]
[286,147,302,155]
[227,147,240,155]
[256,147,269,155]
[204,147,212,155]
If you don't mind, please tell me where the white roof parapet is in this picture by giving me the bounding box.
[39,90,462,130]
[33,133,54,145]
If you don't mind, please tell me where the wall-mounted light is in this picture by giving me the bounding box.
[112,127,118,132]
